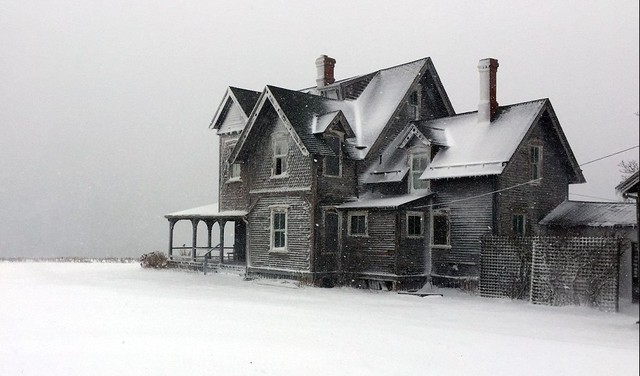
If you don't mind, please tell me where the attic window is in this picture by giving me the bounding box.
[530,145,543,183]
[272,136,288,177]
[512,214,526,236]
[408,87,421,120]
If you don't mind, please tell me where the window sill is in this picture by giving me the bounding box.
[407,235,424,239]
[430,245,452,250]
[349,234,369,238]
[226,178,242,184]
[269,248,288,254]
[323,174,342,178]
[271,173,289,179]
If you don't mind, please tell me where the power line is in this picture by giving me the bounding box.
[579,145,639,167]
[415,178,542,209]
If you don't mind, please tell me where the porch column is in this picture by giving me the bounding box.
[205,220,214,260]
[191,219,199,260]
[219,220,227,264]
[168,220,176,260]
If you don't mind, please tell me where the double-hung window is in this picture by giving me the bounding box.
[348,211,368,236]
[530,145,542,182]
[407,212,424,237]
[324,135,342,177]
[512,214,526,236]
[409,151,430,192]
[270,207,288,251]
[272,137,288,177]
[431,209,450,247]
[229,163,241,180]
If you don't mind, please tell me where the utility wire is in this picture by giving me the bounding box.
[579,145,639,167]
[415,178,542,209]
[413,146,638,209]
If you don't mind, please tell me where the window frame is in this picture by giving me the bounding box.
[530,144,543,183]
[512,213,526,236]
[272,135,289,178]
[407,85,422,120]
[408,149,430,192]
[406,211,424,238]
[270,206,289,252]
[229,162,242,181]
[323,134,343,177]
[348,211,368,237]
[431,208,451,248]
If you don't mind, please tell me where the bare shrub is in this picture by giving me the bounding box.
[139,252,168,269]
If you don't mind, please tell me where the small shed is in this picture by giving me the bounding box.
[540,200,638,303]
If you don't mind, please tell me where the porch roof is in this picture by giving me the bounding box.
[165,203,247,220]
[337,192,432,210]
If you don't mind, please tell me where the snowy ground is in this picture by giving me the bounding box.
[1,263,637,376]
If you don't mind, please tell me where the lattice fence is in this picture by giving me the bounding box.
[480,236,532,299]
[530,237,620,312]
[480,236,621,311]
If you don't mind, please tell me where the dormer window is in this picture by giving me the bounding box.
[272,136,288,177]
[324,135,342,177]
[409,150,430,192]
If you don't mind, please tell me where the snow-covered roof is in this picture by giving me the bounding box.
[616,171,639,197]
[337,192,432,209]
[209,87,261,134]
[165,203,247,219]
[420,100,546,180]
[231,57,454,163]
[539,200,637,227]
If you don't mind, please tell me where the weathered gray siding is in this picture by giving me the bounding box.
[343,211,397,274]
[248,117,313,192]
[218,134,249,211]
[430,177,494,278]
[247,195,312,271]
[497,110,570,236]
[397,210,428,275]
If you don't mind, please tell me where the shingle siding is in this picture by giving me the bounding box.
[497,110,569,236]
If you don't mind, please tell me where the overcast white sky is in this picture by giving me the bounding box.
[1,0,638,258]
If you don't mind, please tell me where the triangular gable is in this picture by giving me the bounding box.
[398,124,431,149]
[311,110,356,139]
[209,87,260,134]
[230,86,312,164]
[508,100,585,184]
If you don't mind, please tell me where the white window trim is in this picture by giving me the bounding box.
[272,135,289,178]
[270,206,288,252]
[406,211,424,238]
[430,208,451,249]
[348,211,368,237]
[323,134,343,178]
[408,148,431,193]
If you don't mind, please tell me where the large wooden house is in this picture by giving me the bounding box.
[166,55,585,289]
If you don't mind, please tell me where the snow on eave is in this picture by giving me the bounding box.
[337,192,433,210]
[539,200,637,227]
[165,203,247,219]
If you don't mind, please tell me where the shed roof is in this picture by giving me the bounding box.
[539,200,637,227]
[337,192,432,209]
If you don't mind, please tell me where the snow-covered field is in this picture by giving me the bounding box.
[1,263,637,375]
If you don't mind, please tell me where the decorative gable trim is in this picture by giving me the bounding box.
[398,124,431,149]
[209,87,250,131]
[229,87,310,165]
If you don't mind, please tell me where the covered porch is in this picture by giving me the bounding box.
[165,204,248,268]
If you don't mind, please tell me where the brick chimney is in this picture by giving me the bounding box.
[316,55,336,88]
[477,58,499,123]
